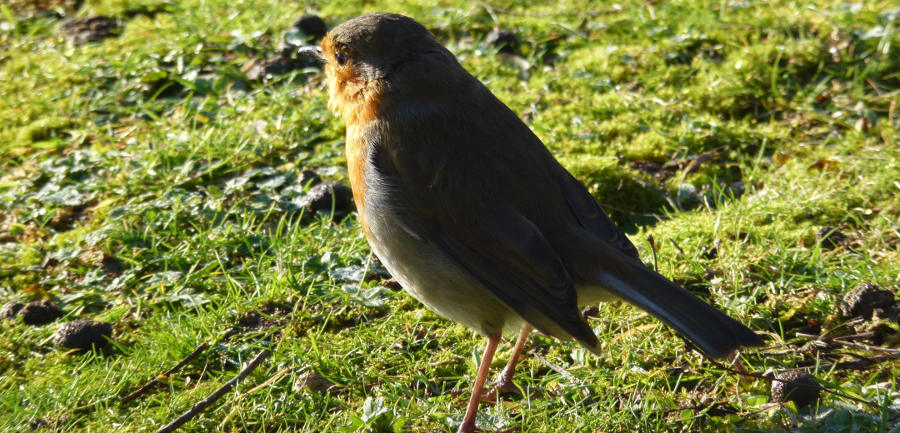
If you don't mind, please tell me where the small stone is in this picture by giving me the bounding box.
[381,278,403,291]
[53,320,113,350]
[703,239,720,260]
[486,29,520,54]
[243,55,296,80]
[292,14,327,40]
[840,283,896,319]
[294,370,337,395]
[20,301,63,325]
[29,418,49,429]
[1,301,24,319]
[729,181,746,198]
[817,226,847,249]
[236,303,292,331]
[297,169,322,187]
[101,255,125,274]
[676,183,699,206]
[771,369,820,407]
[582,305,600,319]
[303,181,354,216]
[58,16,120,44]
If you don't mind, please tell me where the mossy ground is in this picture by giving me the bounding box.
[1,0,899,432]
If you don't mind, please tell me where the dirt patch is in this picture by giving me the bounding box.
[770,369,820,408]
[19,300,63,325]
[54,319,113,350]
[58,16,121,44]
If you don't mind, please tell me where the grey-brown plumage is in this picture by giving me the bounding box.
[307,13,763,433]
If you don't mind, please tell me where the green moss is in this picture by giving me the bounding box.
[15,117,75,143]
[621,129,672,162]
[1,1,898,432]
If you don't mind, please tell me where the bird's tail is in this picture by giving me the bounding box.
[589,242,763,358]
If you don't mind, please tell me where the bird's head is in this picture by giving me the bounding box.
[300,13,461,125]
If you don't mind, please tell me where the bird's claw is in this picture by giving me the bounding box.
[478,379,520,402]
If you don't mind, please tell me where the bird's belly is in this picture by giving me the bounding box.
[362,199,519,337]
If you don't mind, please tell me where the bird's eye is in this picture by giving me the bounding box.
[335,51,348,66]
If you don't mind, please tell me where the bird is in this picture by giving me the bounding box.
[299,13,763,433]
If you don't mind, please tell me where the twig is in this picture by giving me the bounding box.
[710,351,741,391]
[532,352,590,396]
[647,234,658,272]
[810,355,896,372]
[865,78,883,97]
[243,366,292,396]
[795,332,900,356]
[668,238,687,258]
[681,146,725,180]
[122,343,210,404]
[195,356,211,389]
[156,349,271,433]
[213,366,293,430]
[830,339,900,356]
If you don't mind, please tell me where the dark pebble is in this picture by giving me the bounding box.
[770,369,820,407]
[297,169,322,187]
[292,14,327,40]
[303,181,354,215]
[20,301,63,325]
[30,418,49,429]
[381,278,403,291]
[58,16,120,44]
[294,370,337,395]
[101,254,125,274]
[486,29,520,54]
[53,320,113,350]
[244,55,296,80]
[817,226,847,249]
[237,303,292,331]
[1,301,24,319]
[840,283,896,319]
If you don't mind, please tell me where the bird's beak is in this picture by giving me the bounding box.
[298,45,326,63]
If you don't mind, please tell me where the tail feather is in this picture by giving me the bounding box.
[593,244,763,358]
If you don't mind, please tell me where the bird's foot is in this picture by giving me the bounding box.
[456,423,520,433]
[478,379,520,402]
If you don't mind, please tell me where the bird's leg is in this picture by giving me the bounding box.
[458,335,500,433]
[480,324,531,402]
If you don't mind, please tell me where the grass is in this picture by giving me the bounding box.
[1,0,899,431]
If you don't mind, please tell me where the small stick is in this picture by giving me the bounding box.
[122,343,210,404]
[647,234,658,272]
[532,352,590,396]
[795,332,900,356]
[668,238,687,258]
[156,349,271,433]
[243,366,292,396]
[829,339,900,356]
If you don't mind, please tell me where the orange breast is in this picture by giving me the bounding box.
[322,38,385,236]
[340,93,383,237]
[345,125,369,229]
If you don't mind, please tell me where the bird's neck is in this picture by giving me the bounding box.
[327,76,384,127]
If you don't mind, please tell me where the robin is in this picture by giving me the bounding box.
[300,13,763,433]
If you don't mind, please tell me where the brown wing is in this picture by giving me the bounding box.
[365,77,631,349]
[557,168,640,260]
